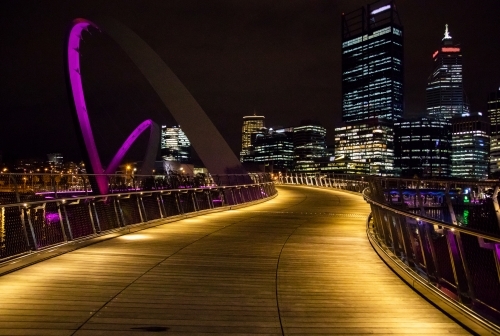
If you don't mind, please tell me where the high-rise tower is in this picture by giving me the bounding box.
[488,87,500,176]
[451,112,490,179]
[337,0,403,175]
[341,0,403,123]
[293,122,327,174]
[160,125,191,162]
[240,114,265,163]
[426,25,469,120]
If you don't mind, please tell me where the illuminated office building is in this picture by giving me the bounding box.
[293,123,327,174]
[426,25,469,120]
[451,112,489,180]
[253,128,294,173]
[160,125,191,162]
[334,121,394,175]
[47,153,63,167]
[341,1,403,123]
[394,117,451,178]
[488,88,500,176]
[240,115,265,163]
[339,1,403,175]
[320,155,370,175]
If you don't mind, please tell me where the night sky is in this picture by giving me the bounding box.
[1,0,500,164]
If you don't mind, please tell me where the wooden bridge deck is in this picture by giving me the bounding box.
[0,185,468,335]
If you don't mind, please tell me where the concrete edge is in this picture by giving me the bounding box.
[0,192,278,277]
[366,223,500,336]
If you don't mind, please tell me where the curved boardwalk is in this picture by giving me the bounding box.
[0,186,468,335]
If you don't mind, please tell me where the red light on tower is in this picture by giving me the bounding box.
[432,50,439,58]
[442,47,460,53]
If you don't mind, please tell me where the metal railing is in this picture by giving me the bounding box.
[364,178,500,329]
[0,172,270,205]
[0,177,277,263]
[277,173,368,193]
[280,173,500,330]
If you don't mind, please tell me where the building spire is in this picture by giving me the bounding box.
[443,24,452,40]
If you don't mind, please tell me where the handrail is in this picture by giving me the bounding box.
[1,182,274,209]
[363,188,500,243]
[0,180,277,264]
[0,172,274,205]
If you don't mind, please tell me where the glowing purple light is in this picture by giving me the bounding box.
[104,120,156,175]
[371,4,391,15]
[68,19,158,195]
[45,212,61,223]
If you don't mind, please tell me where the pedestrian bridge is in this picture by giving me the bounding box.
[0,185,470,335]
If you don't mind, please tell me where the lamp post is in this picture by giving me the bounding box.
[125,165,131,188]
[133,167,137,190]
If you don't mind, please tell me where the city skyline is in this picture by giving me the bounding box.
[1,0,500,162]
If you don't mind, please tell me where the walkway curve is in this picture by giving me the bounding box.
[0,186,468,335]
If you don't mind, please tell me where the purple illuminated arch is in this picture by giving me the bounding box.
[67,17,246,195]
[67,19,159,194]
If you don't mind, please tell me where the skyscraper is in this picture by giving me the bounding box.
[341,0,404,123]
[160,125,191,162]
[426,25,468,120]
[338,0,403,175]
[451,112,490,179]
[394,117,452,178]
[488,87,500,176]
[293,122,327,174]
[240,114,265,163]
[335,120,394,175]
[253,128,294,173]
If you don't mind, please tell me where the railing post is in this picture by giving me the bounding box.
[136,195,145,222]
[387,213,408,258]
[492,186,500,230]
[206,190,213,209]
[113,198,123,227]
[423,222,441,284]
[416,180,425,215]
[219,189,225,206]
[446,229,472,303]
[116,198,126,226]
[87,201,97,235]
[141,195,149,221]
[57,201,68,242]
[174,192,183,215]
[413,220,437,284]
[230,188,237,205]
[91,202,102,233]
[445,183,458,225]
[157,194,164,218]
[240,188,246,203]
[454,231,476,302]
[495,244,500,285]
[192,191,198,212]
[26,207,41,251]
[372,205,389,246]
[61,203,74,240]
[395,215,415,268]
[20,206,35,251]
